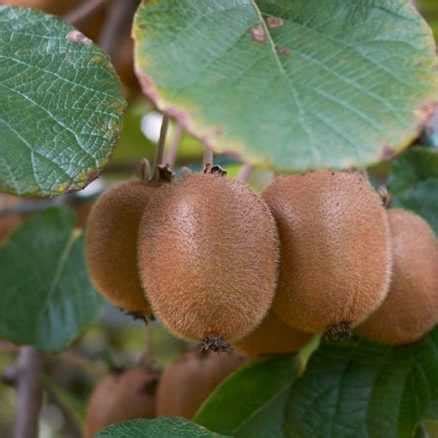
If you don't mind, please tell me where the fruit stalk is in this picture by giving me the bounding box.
[153,115,170,181]
[237,163,253,183]
[164,123,183,168]
[14,347,44,438]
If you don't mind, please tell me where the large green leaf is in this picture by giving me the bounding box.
[389,147,438,233]
[134,0,438,172]
[195,355,299,437]
[0,208,103,351]
[0,6,126,196]
[285,331,438,438]
[97,418,230,438]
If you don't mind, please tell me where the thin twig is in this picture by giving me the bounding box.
[64,0,107,26]
[152,116,170,181]
[164,123,183,168]
[0,199,63,217]
[15,347,44,438]
[0,188,104,217]
[99,0,138,58]
[237,163,253,183]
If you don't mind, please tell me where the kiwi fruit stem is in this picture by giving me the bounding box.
[202,147,214,169]
[152,116,170,182]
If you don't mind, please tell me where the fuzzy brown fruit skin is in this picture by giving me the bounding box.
[356,209,438,345]
[234,310,312,357]
[84,367,159,438]
[263,170,392,334]
[157,350,246,419]
[137,173,279,343]
[86,181,154,314]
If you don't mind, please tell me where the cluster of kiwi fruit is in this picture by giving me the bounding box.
[86,164,438,355]
[84,350,245,436]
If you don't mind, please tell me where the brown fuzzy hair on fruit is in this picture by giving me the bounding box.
[356,209,438,345]
[137,173,279,347]
[86,181,155,315]
[157,350,246,419]
[233,310,312,357]
[263,170,392,334]
[0,194,22,243]
[84,367,159,438]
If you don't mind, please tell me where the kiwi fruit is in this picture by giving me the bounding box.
[157,350,246,419]
[86,181,155,315]
[84,367,159,438]
[234,310,312,357]
[263,170,392,335]
[356,209,438,345]
[0,194,22,243]
[137,173,279,347]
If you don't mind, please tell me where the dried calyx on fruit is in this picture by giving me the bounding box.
[157,350,246,419]
[356,209,438,345]
[233,309,312,357]
[137,169,280,350]
[263,170,392,336]
[84,367,160,438]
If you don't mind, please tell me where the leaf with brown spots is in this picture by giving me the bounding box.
[134,0,438,172]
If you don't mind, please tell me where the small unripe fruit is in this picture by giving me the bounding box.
[86,181,154,315]
[138,173,279,346]
[84,367,159,438]
[157,350,246,419]
[356,209,438,345]
[234,310,312,357]
[263,170,392,334]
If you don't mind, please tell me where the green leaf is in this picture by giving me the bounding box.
[285,331,438,438]
[0,6,126,196]
[97,418,230,438]
[388,147,438,233]
[0,207,103,351]
[195,355,299,437]
[134,0,438,172]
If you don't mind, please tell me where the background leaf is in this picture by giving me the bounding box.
[0,207,103,351]
[97,418,230,438]
[285,331,438,438]
[388,147,438,233]
[0,6,126,196]
[134,0,438,172]
[195,355,299,437]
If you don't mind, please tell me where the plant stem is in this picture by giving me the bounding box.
[99,0,139,59]
[237,163,253,183]
[15,347,44,438]
[152,116,170,181]
[64,0,107,26]
[202,147,214,169]
[164,124,183,168]
[0,189,104,217]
